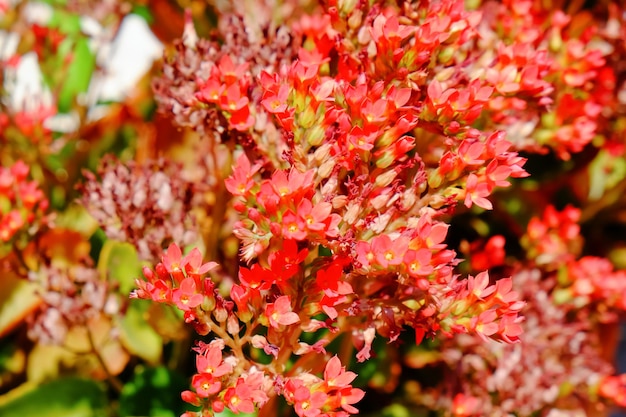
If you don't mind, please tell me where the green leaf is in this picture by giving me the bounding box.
[0,378,107,417]
[118,300,163,364]
[53,203,99,238]
[58,37,96,113]
[216,410,256,417]
[588,148,626,201]
[97,240,143,295]
[49,10,81,35]
[119,366,189,417]
[0,273,40,338]
[131,5,154,24]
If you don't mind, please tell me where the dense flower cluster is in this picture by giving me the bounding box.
[27,259,120,346]
[417,206,626,416]
[0,160,48,244]
[5,1,626,417]
[473,0,613,159]
[80,158,198,262]
[130,1,565,415]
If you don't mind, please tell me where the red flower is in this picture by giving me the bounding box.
[220,83,249,112]
[293,385,328,417]
[262,84,290,114]
[196,79,224,103]
[183,248,218,277]
[403,248,433,277]
[217,55,249,85]
[191,373,221,398]
[229,105,255,131]
[239,263,275,291]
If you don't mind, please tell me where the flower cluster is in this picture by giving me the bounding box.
[473,0,613,159]
[411,205,626,416]
[0,160,48,244]
[133,243,368,417]
[80,158,198,262]
[27,259,120,346]
[133,1,554,416]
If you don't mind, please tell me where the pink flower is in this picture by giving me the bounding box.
[195,345,232,377]
[183,248,218,276]
[372,234,409,268]
[464,174,493,210]
[324,356,358,389]
[225,153,260,197]
[172,278,204,311]
[266,295,300,328]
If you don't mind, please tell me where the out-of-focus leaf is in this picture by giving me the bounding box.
[53,203,100,238]
[119,300,163,364]
[58,37,96,113]
[26,344,74,383]
[0,272,41,338]
[145,302,188,341]
[0,377,107,417]
[381,404,412,417]
[49,9,82,35]
[0,341,25,389]
[37,229,91,266]
[131,4,154,24]
[403,347,443,369]
[588,148,626,201]
[119,366,189,417]
[97,240,143,294]
[145,0,185,42]
[62,316,130,378]
[215,409,256,417]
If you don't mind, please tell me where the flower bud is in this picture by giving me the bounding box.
[347,9,362,29]
[202,293,216,312]
[227,315,240,335]
[298,107,317,129]
[248,208,262,222]
[374,170,397,188]
[214,306,228,323]
[339,0,358,15]
[318,158,335,179]
[375,150,396,169]
[306,124,326,147]
[142,266,155,282]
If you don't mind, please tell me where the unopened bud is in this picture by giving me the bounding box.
[314,143,332,162]
[374,170,397,188]
[375,150,395,169]
[226,315,240,335]
[298,107,317,129]
[344,202,361,225]
[437,46,455,65]
[347,9,362,29]
[338,0,358,15]
[142,266,155,282]
[428,170,444,189]
[371,193,391,211]
[306,124,326,147]
[332,195,348,209]
[214,306,228,323]
[248,208,262,222]
[318,158,335,178]
[202,293,216,311]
